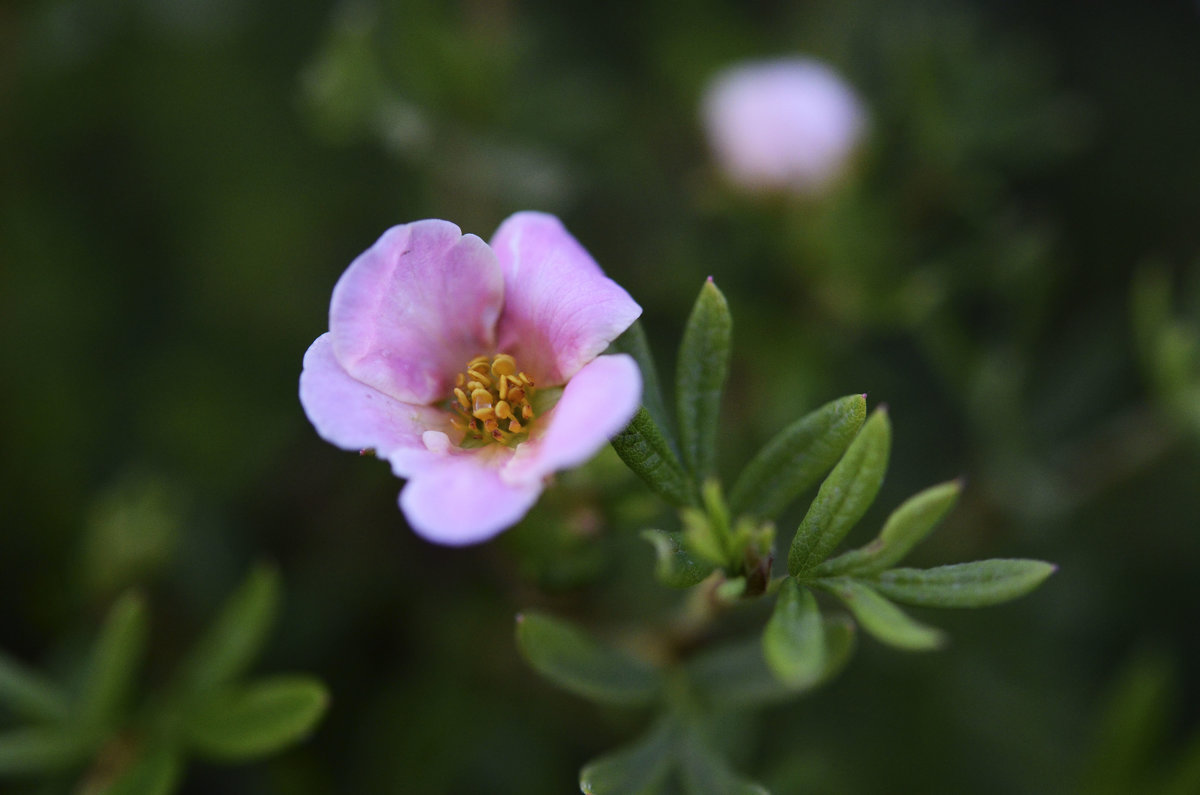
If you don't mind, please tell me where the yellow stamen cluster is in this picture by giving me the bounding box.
[450,354,537,444]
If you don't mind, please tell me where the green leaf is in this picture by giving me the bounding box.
[0,727,90,774]
[687,614,853,710]
[676,278,732,484]
[610,320,677,454]
[184,676,328,760]
[612,408,698,506]
[816,578,945,651]
[869,560,1057,608]
[788,408,891,576]
[579,718,675,795]
[78,591,148,734]
[515,613,662,707]
[813,479,962,576]
[0,652,69,723]
[179,564,281,694]
[104,745,183,795]
[729,394,867,520]
[762,580,825,689]
[678,724,769,795]
[642,530,714,588]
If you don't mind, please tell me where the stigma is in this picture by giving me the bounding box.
[449,354,537,445]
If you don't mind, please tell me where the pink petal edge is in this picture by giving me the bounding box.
[299,333,446,476]
[503,353,642,486]
[330,220,504,405]
[400,454,543,546]
[491,212,642,385]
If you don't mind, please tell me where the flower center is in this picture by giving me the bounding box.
[449,354,537,446]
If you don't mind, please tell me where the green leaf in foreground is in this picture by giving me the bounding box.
[515,613,662,707]
[612,408,698,506]
[676,278,732,484]
[817,578,945,651]
[78,591,148,734]
[642,529,715,588]
[184,676,328,761]
[179,564,281,694]
[0,652,69,724]
[789,408,892,576]
[729,393,867,520]
[678,723,769,795]
[813,479,962,576]
[762,580,825,689]
[869,560,1057,608]
[579,718,675,795]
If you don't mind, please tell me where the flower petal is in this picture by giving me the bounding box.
[299,333,446,475]
[503,353,642,485]
[491,212,642,385]
[330,219,504,405]
[400,454,542,546]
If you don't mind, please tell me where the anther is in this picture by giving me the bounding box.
[491,354,517,376]
[522,404,534,420]
[507,387,525,404]
[495,401,513,420]
[454,388,470,410]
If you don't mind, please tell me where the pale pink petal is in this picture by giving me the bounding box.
[300,333,446,476]
[491,212,642,385]
[503,354,641,486]
[400,454,542,545]
[330,219,504,405]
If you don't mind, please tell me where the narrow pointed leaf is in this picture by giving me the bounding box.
[729,394,867,520]
[869,560,1057,608]
[105,745,183,795]
[817,578,945,651]
[0,652,69,723]
[612,408,698,506]
[676,278,732,483]
[814,480,962,576]
[642,529,714,588]
[818,614,857,684]
[180,564,281,694]
[0,727,90,774]
[515,612,662,706]
[78,591,148,733]
[788,408,891,575]
[762,580,825,689]
[579,718,676,795]
[610,320,676,453]
[184,676,328,760]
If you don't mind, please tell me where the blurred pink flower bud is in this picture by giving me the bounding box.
[702,57,867,195]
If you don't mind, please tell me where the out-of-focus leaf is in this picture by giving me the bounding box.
[729,394,867,520]
[179,564,281,694]
[515,613,662,707]
[817,578,945,651]
[78,592,148,734]
[869,560,1056,607]
[678,724,769,795]
[184,676,328,761]
[611,320,676,453]
[104,744,183,795]
[612,408,698,507]
[642,529,714,588]
[1079,650,1173,795]
[789,408,892,575]
[579,718,675,795]
[0,652,69,723]
[676,278,732,484]
[814,479,962,575]
[0,727,89,774]
[762,580,825,689]
[685,641,791,710]
[1158,731,1200,795]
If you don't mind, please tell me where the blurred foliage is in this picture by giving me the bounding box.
[2,0,1200,792]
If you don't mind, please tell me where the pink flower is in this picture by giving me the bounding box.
[300,212,643,545]
[702,57,866,195]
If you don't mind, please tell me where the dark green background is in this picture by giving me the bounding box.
[3,0,1199,792]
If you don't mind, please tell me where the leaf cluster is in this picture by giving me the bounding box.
[0,566,328,794]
